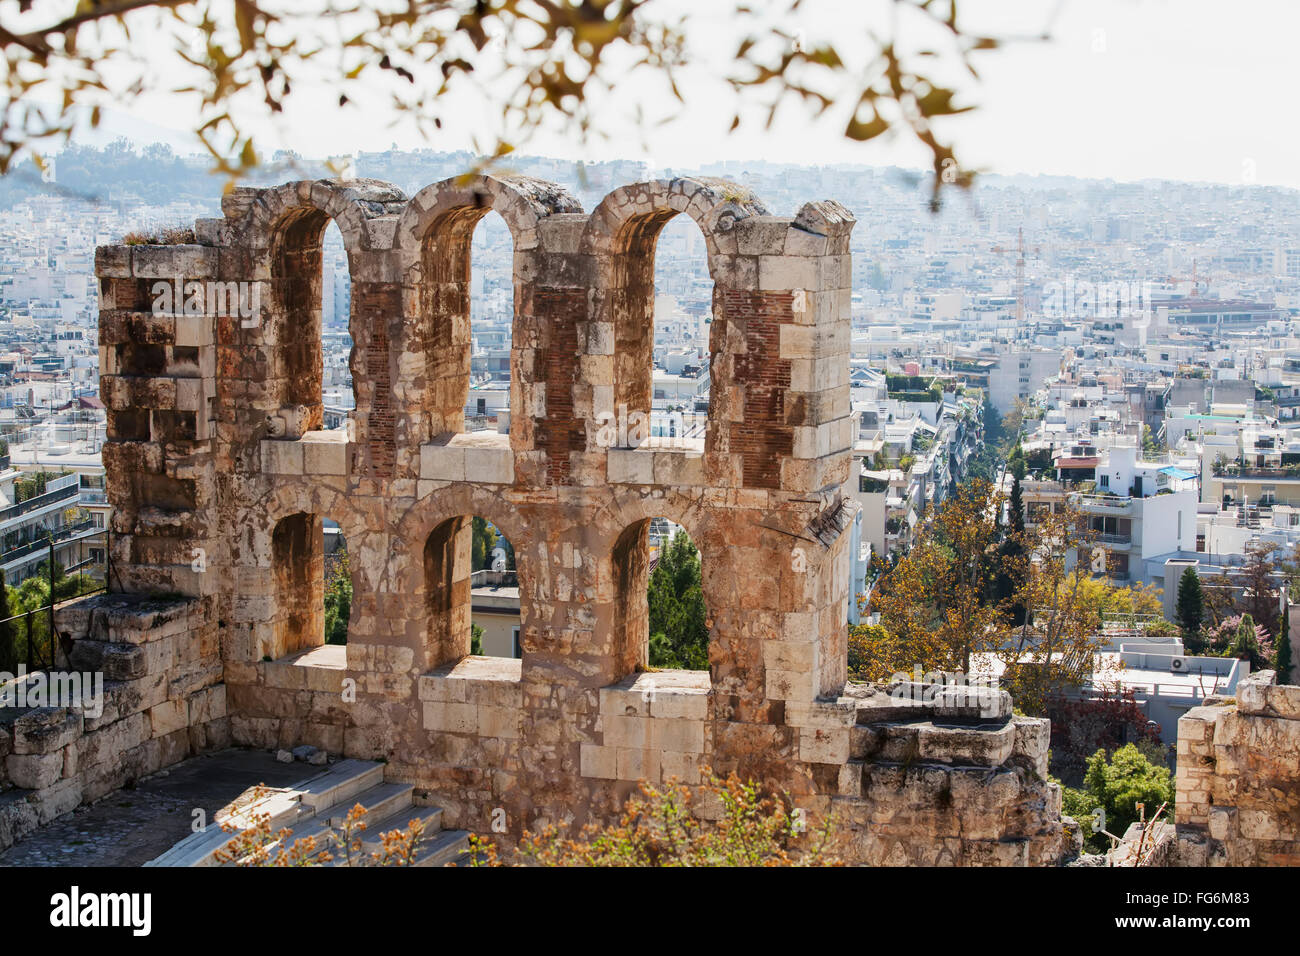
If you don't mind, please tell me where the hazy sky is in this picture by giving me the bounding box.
[84,0,1300,188]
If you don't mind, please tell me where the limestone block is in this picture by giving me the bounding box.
[785,698,858,731]
[599,685,651,718]
[1011,715,1050,761]
[603,715,653,749]
[915,721,1015,767]
[302,433,349,476]
[763,640,816,675]
[420,444,466,482]
[607,448,654,484]
[1207,807,1237,842]
[463,446,514,484]
[765,668,816,701]
[652,450,706,486]
[261,439,304,475]
[6,751,65,790]
[1237,672,1300,720]
[35,776,83,824]
[95,246,133,278]
[757,255,818,292]
[837,761,864,798]
[423,701,477,734]
[13,709,83,755]
[650,691,707,721]
[616,747,661,782]
[658,719,705,754]
[101,644,147,681]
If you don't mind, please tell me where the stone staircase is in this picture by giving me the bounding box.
[146,758,469,867]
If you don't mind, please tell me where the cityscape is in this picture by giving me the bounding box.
[0,2,1292,925]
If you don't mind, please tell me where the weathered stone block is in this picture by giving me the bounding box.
[6,751,65,790]
[13,709,83,756]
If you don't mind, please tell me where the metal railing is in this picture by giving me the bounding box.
[0,529,109,674]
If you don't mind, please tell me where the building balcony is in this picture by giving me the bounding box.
[1075,494,1135,514]
[0,473,79,525]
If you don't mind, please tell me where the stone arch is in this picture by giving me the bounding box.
[392,488,533,671]
[227,180,406,448]
[578,178,768,462]
[599,490,720,681]
[250,482,372,661]
[579,177,766,262]
[391,175,582,467]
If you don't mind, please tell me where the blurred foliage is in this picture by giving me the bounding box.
[0,1,1028,204]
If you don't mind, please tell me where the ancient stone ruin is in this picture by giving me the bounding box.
[10,174,1076,863]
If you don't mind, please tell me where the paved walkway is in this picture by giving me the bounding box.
[0,749,314,867]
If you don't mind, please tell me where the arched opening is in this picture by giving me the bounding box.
[270,511,349,660]
[413,206,514,443]
[613,517,709,673]
[467,211,513,434]
[651,215,711,446]
[269,208,332,434]
[423,514,519,664]
[319,221,354,431]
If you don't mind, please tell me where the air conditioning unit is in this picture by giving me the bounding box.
[1169,657,1188,673]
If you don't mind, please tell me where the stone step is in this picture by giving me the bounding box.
[295,759,386,811]
[263,781,417,854]
[146,759,389,867]
[410,829,470,868]
[330,824,469,868]
[145,786,305,867]
[359,804,444,850]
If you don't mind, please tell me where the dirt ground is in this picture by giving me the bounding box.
[0,748,317,867]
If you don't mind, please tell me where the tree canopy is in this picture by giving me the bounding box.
[647,529,708,671]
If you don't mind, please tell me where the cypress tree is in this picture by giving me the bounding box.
[995,475,1027,624]
[1277,601,1294,685]
[1176,566,1204,654]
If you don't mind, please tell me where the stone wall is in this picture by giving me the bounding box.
[28,173,1076,865]
[0,594,226,850]
[1174,670,1300,866]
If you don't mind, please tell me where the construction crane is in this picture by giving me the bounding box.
[990,228,1038,323]
[1161,258,1211,298]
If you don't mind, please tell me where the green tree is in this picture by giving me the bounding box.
[647,532,709,671]
[471,516,496,571]
[1176,566,1204,654]
[323,547,351,646]
[470,517,515,572]
[994,473,1026,624]
[1229,613,1271,671]
[1141,425,1161,457]
[1083,744,1173,848]
[471,622,484,656]
[1277,602,1293,684]
[0,568,13,673]
[1007,443,1027,481]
